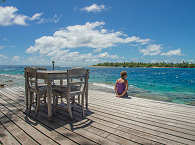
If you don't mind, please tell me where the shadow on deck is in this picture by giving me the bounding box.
[25,103,94,132]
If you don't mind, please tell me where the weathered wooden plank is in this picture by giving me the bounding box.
[88,97,195,124]
[0,91,98,145]
[133,96,195,109]
[1,88,139,144]
[0,122,20,145]
[88,93,195,120]
[0,89,119,145]
[6,87,195,135]
[7,86,194,111]
[0,105,58,145]
[0,108,39,145]
[0,88,169,145]
[98,91,195,112]
[72,106,193,145]
[46,110,137,145]
[89,90,195,113]
[89,103,195,135]
[8,87,195,125]
[0,88,189,144]
[89,101,195,131]
[1,89,165,145]
[88,101,195,137]
[103,97,195,116]
[2,87,195,145]
[85,105,195,144]
[90,96,195,125]
[0,98,78,145]
[132,98,195,113]
[87,101,195,130]
[112,97,195,116]
[12,86,193,114]
[76,110,191,145]
[58,108,165,145]
[36,70,67,80]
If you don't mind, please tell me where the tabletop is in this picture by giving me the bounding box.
[37,70,67,80]
[37,70,67,74]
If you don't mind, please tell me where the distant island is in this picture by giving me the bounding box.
[93,62,195,68]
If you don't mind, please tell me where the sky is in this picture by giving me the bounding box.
[0,0,195,66]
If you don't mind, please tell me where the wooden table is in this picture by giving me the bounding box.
[25,69,89,119]
[36,70,68,119]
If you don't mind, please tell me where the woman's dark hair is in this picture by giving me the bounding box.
[120,71,127,78]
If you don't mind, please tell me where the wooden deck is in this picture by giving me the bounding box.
[0,87,195,145]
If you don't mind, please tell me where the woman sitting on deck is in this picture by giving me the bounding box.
[114,71,128,98]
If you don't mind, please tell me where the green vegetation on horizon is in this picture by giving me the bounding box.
[94,61,195,68]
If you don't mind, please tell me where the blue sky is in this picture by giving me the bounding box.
[0,0,194,66]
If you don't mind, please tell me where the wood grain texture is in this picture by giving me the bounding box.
[0,87,195,145]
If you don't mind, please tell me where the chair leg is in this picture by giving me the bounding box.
[61,97,63,103]
[55,96,58,106]
[85,93,88,110]
[72,96,75,104]
[28,91,33,115]
[53,96,55,114]
[66,96,73,119]
[53,96,58,115]
[35,94,40,116]
[71,96,75,111]
[81,94,85,117]
[43,94,47,104]
[78,95,80,104]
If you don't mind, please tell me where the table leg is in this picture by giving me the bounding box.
[25,72,29,111]
[25,85,29,110]
[47,81,52,119]
[67,94,73,119]
[85,77,89,110]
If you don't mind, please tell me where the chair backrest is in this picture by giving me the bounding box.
[67,68,89,94]
[24,67,47,91]
[68,67,89,79]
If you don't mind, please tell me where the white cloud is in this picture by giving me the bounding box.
[136,38,151,45]
[26,21,149,65]
[93,48,102,53]
[0,54,7,59]
[26,56,50,65]
[139,44,163,56]
[140,44,182,57]
[26,21,150,54]
[81,4,105,12]
[12,56,20,62]
[0,54,8,64]
[97,52,109,58]
[37,14,61,24]
[29,13,43,21]
[161,48,182,56]
[46,49,122,66]
[97,52,120,59]
[0,6,42,26]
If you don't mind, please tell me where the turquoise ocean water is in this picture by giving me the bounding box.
[0,65,195,105]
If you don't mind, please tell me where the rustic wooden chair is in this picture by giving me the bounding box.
[24,67,47,116]
[52,68,89,119]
